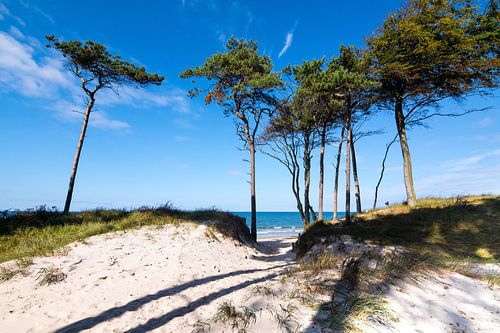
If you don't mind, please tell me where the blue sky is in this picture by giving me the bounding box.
[0,0,498,212]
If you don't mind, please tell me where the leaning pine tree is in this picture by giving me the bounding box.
[46,36,164,213]
[180,38,282,241]
[367,0,499,207]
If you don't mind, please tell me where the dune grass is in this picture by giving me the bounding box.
[296,195,500,264]
[0,205,251,264]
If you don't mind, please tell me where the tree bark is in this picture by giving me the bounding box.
[395,96,417,207]
[345,107,352,223]
[303,135,311,226]
[249,142,257,242]
[333,125,345,222]
[318,124,327,220]
[350,129,362,214]
[64,97,95,213]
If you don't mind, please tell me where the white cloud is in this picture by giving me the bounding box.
[91,111,131,130]
[0,31,72,97]
[278,32,293,58]
[98,86,191,113]
[0,29,192,130]
[278,19,299,58]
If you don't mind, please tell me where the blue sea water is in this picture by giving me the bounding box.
[233,211,346,238]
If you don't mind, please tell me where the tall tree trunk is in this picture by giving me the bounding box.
[345,108,352,223]
[395,96,417,207]
[303,135,311,226]
[318,124,327,220]
[333,125,345,222]
[64,98,95,213]
[350,130,362,213]
[249,142,257,242]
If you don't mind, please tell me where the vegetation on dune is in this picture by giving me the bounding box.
[0,205,251,263]
[295,195,500,263]
[283,195,499,332]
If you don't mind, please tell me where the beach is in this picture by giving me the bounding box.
[1,217,499,332]
[0,224,310,332]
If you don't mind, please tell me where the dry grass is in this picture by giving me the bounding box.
[293,195,500,332]
[245,284,276,300]
[267,303,300,333]
[0,258,33,282]
[35,266,67,286]
[328,292,395,332]
[296,195,500,263]
[213,301,258,333]
[0,205,251,263]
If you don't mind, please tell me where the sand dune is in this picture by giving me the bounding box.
[1,223,498,332]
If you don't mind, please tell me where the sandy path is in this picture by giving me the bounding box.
[0,225,298,333]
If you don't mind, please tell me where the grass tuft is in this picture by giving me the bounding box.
[0,257,33,282]
[35,266,67,286]
[329,292,395,331]
[267,303,300,333]
[245,284,276,300]
[213,301,258,333]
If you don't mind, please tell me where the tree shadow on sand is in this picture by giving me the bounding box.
[54,263,290,332]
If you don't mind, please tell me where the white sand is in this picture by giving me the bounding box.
[1,224,498,332]
[360,273,500,333]
[0,225,312,332]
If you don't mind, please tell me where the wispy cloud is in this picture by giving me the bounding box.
[0,31,72,97]
[416,149,500,195]
[443,149,500,172]
[0,28,192,130]
[0,3,25,26]
[18,0,55,24]
[475,117,494,128]
[218,31,227,47]
[228,169,242,177]
[0,3,9,20]
[278,19,299,58]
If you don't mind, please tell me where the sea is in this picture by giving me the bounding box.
[233,211,346,238]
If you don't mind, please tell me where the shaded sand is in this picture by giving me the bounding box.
[0,225,313,332]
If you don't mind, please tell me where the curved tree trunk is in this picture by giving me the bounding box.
[333,125,345,222]
[373,133,398,209]
[345,113,352,224]
[395,96,417,207]
[249,142,257,242]
[350,129,362,214]
[318,124,327,220]
[64,98,95,213]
